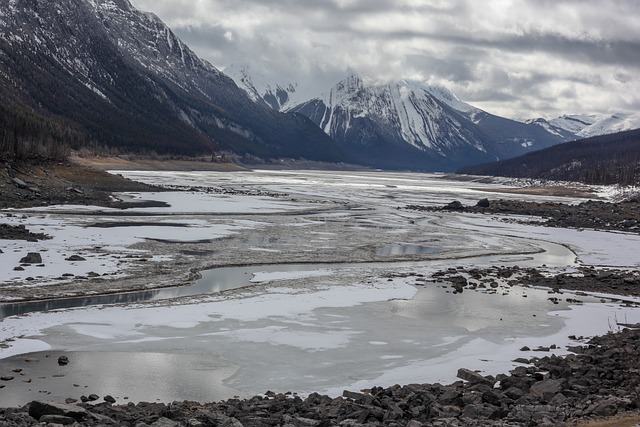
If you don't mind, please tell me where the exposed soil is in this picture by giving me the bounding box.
[71,156,247,172]
[0,160,161,210]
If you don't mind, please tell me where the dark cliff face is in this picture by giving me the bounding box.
[0,0,347,162]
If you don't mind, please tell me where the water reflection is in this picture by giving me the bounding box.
[377,244,440,256]
[0,239,576,320]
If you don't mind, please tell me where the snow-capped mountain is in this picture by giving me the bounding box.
[230,71,564,170]
[528,113,640,140]
[0,0,344,162]
[290,75,493,168]
[224,64,300,111]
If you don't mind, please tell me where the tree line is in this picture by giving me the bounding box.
[458,129,640,186]
[0,102,92,162]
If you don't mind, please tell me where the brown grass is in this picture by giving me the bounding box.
[572,414,640,426]
[71,156,247,172]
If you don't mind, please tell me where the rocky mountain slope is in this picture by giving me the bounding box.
[0,0,346,163]
[228,69,566,170]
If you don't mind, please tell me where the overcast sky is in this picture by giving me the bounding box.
[128,0,640,120]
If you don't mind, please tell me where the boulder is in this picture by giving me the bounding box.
[529,379,566,397]
[444,201,464,210]
[12,177,28,189]
[19,252,42,264]
[197,411,244,427]
[151,417,180,427]
[28,401,88,421]
[39,414,76,425]
[476,198,491,208]
[342,390,365,402]
[58,355,69,366]
[65,255,87,261]
[457,368,495,387]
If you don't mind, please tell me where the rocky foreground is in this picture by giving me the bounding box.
[1,328,639,426]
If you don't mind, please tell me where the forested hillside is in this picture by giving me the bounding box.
[458,128,640,185]
[0,0,346,164]
[0,103,89,162]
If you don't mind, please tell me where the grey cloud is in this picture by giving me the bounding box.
[130,0,640,119]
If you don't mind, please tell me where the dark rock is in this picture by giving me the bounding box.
[151,417,179,427]
[19,252,42,264]
[104,394,116,404]
[476,198,490,208]
[13,177,29,189]
[439,388,463,406]
[342,390,365,401]
[87,393,100,401]
[586,400,618,417]
[457,368,495,387]
[28,401,88,421]
[529,379,566,397]
[67,187,84,194]
[444,200,464,210]
[58,355,69,366]
[482,390,506,406]
[39,414,77,425]
[65,255,87,261]
[197,411,243,427]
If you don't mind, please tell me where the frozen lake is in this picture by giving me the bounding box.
[1,170,639,406]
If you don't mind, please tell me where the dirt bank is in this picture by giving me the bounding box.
[71,156,248,172]
[0,160,160,210]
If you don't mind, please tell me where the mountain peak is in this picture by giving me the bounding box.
[528,112,640,139]
[0,0,345,163]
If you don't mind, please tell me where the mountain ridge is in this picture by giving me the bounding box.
[228,69,568,170]
[528,113,640,140]
[0,0,348,163]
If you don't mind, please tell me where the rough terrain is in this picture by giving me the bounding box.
[406,198,640,235]
[1,328,640,426]
[0,160,160,210]
[2,164,640,425]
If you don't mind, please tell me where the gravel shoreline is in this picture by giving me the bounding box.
[1,328,639,426]
[406,198,640,235]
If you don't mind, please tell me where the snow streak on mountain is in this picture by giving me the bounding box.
[229,69,565,170]
[0,0,345,162]
[528,113,640,140]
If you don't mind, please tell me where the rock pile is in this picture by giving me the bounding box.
[430,265,640,299]
[406,199,640,234]
[2,329,640,426]
[0,161,159,209]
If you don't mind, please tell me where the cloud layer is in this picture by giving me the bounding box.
[129,0,640,119]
